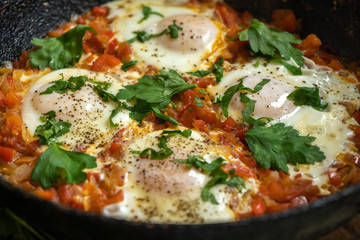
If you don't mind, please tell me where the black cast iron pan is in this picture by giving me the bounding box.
[1,0,360,239]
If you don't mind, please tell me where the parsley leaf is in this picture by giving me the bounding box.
[28,25,96,70]
[244,123,326,173]
[287,86,328,111]
[91,81,131,127]
[187,57,224,83]
[40,75,87,95]
[127,22,183,43]
[127,30,168,43]
[132,135,173,160]
[121,59,138,72]
[174,155,245,204]
[132,129,191,160]
[194,96,203,107]
[117,69,196,124]
[138,4,164,23]
[31,144,97,189]
[31,112,97,189]
[240,93,272,126]
[34,111,71,145]
[216,78,270,117]
[277,59,302,75]
[238,19,304,71]
[167,22,183,38]
[162,129,192,138]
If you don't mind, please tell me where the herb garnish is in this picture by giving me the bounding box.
[121,59,138,72]
[287,86,328,111]
[244,123,326,173]
[235,84,326,172]
[174,155,245,204]
[240,93,272,126]
[34,111,71,145]
[31,112,97,189]
[238,19,304,75]
[117,69,197,125]
[215,78,270,117]
[90,81,132,127]
[187,57,224,83]
[132,129,192,160]
[40,75,88,95]
[138,4,164,23]
[194,96,203,107]
[29,25,96,70]
[127,22,183,43]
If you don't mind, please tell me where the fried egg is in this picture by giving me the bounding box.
[107,0,225,72]
[103,129,257,223]
[208,58,360,193]
[21,69,133,154]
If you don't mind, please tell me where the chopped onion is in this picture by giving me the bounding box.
[13,164,32,181]
[0,72,9,94]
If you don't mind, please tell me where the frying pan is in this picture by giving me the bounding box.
[0,0,360,239]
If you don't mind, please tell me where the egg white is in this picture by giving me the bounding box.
[106,0,225,72]
[102,129,257,223]
[22,69,133,154]
[208,58,360,193]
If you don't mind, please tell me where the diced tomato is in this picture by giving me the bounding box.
[220,117,238,132]
[297,34,321,58]
[178,109,196,128]
[223,162,256,179]
[271,9,297,33]
[116,42,133,63]
[91,54,121,72]
[328,59,343,71]
[251,197,266,216]
[4,91,22,107]
[267,181,284,202]
[195,106,217,125]
[267,203,290,213]
[193,119,210,134]
[196,78,216,88]
[34,189,55,201]
[89,20,109,34]
[327,170,342,187]
[92,6,109,16]
[57,184,84,209]
[106,39,118,54]
[241,11,253,26]
[0,146,15,163]
[215,2,241,27]
[280,178,319,202]
[232,124,252,142]
[4,110,22,136]
[232,149,258,168]
[218,132,239,146]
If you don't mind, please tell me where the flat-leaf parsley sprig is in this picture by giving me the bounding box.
[31,111,97,189]
[174,155,245,204]
[117,69,197,125]
[238,19,304,75]
[132,129,192,160]
[29,25,96,70]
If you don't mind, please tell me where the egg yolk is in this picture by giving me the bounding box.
[230,76,298,120]
[152,14,219,53]
[32,84,108,123]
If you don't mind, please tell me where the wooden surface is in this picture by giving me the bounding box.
[318,213,360,240]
